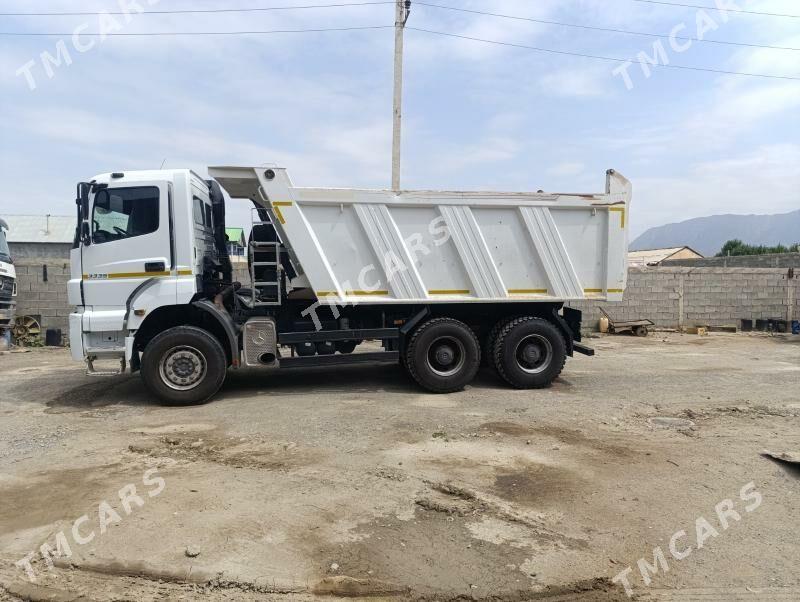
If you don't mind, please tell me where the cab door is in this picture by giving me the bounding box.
[80,182,175,330]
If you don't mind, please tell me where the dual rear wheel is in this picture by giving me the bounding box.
[403,318,481,393]
[403,316,566,393]
[490,316,566,389]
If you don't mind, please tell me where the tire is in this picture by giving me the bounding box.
[493,317,566,389]
[140,326,227,405]
[336,340,358,354]
[316,341,336,355]
[295,342,316,357]
[483,316,517,369]
[404,318,480,393]
[634,325,648,337]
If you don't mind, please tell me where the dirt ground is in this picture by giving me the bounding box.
[0,332,798,601]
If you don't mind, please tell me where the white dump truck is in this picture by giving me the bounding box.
[0,218,17,339]
[68,166,631,404]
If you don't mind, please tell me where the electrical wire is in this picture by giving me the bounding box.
[3,3,796,81]
[0,25,394,36]
[628,0,799,18]
[0,1,394,17]
[407,27,800,80]
[416,2,799,51]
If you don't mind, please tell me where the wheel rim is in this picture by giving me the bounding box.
[426,336,466,377]
[159,345,207,391]
[514,334,552,374]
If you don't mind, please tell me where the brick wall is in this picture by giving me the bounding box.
[233,264,249,284]
[13,257,72,339]
[570,266,798,331]
[9,242,73,260]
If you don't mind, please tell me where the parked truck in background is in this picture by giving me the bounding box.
[67,166,631,404]
[0,218,17,343]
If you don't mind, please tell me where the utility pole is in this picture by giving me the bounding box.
[391,0,410,192]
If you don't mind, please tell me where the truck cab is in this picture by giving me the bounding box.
[0,218,17,337]
[69,170,232,374]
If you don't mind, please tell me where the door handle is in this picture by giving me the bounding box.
[145,261,166,273]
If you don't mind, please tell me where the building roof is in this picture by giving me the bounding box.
[2,215,76,244]
[225,227,246,246]
[628,246,702,266]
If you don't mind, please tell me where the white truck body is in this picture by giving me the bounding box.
[209,166,631,305]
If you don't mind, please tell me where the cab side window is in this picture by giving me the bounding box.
[193,197,205,225]
[193,197,213,229]
[92,187,159,244]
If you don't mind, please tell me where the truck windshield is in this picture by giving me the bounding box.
[0,229,11,263]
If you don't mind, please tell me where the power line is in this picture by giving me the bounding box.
[628,0,799,18]
[0,1,394,17]
[0,25,393,36]
[416,2,799,51]
[407,27,800,81]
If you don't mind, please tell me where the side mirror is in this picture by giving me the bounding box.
[76,182,90,220]
[81,221,91,246]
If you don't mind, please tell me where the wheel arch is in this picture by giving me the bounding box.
[548,305,577,357]
[132,301,239,367]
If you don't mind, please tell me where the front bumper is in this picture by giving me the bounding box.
[69,312,84,361]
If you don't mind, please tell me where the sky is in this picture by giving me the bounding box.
[0,0,798,239]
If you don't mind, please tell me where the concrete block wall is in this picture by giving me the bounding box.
[9,242,73,260]
[233,264,249,285]
[571,266,799,331]
[13,257,72,339]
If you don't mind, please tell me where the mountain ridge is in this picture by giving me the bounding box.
[631,209,800,256]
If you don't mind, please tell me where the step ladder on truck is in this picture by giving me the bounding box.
[67,166,631,404]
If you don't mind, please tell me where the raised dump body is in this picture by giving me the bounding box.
[209,166,631,305]
[68,165,631,404]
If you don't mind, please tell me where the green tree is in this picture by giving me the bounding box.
[716,239,800,257]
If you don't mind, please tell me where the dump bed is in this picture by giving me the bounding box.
[209,166,631,305]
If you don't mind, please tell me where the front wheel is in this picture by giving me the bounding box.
[140,326,227,405]
[493,317,566,389]
[404,318,480,393]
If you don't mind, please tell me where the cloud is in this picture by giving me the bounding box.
[546,161,585,177]
[539,65,611,97]
[632,144,800,235]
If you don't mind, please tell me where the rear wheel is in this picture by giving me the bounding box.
[404,318,480,393]
[336,340,358,354]
[141,326,227,405]
[493,317,566,389]
[484,316,516,369]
